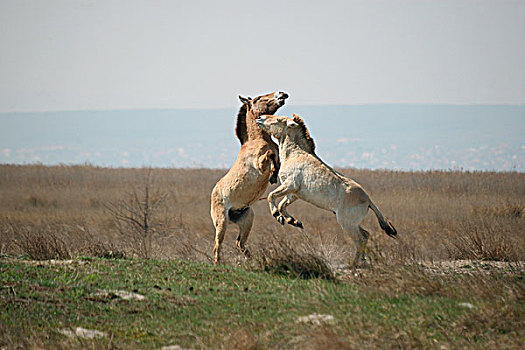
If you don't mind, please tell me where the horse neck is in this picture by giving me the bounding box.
[280,130,311,159]
[245,109,271,142]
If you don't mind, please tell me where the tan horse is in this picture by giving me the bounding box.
[211,91,288,264]
[255,113,396,267]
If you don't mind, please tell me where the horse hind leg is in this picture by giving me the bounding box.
[357,226,370,266]
[340,222,370,269]
[337,204,370,269]
[234,207,254,259]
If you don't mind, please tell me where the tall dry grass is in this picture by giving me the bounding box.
[0,164,523,266]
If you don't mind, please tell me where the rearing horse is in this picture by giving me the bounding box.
[256,113,397,268]
[211,91,288,264]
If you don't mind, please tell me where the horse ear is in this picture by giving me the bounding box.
[239,95,252,104]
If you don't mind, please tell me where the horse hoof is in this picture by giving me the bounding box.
[272,210,280,218]
[269,177,277,184]
[278,216,285,225]
[296,221,303,229]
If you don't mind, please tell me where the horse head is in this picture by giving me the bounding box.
[236,91,288,145]
[256,114,316,153]
[238,91,288,116]
[255,115,290,139]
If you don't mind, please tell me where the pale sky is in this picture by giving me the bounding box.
[1,0,524,112]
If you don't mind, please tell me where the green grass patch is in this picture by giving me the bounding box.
[1,257,523,349]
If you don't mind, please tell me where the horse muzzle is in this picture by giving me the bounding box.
[275,91,288,105]
[255,116,266,127]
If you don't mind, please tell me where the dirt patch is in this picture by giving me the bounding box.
[419,259,523,275]
[335,259,523,279]
[7,257,89,267]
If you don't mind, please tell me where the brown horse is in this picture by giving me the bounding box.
[211,91,288,264]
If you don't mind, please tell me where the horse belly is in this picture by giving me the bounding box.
[282,164,339,212]
[298,189,339,212]
[297,178,341,212]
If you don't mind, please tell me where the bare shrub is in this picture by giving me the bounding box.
[27,195,47,208]
[474,203,524,219]
[366,234,418,267]
[445,215,521,261]
[82,240,127,259]
[176,239,215,263]
[4,221,122,260]
[8,222,73,260]
[104,168,171,258]
[252,231,335,280]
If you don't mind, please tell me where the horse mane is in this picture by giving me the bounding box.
[235,103,248,144]
[292,113,316,153]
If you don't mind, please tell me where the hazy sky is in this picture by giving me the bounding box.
[1,0,524,112]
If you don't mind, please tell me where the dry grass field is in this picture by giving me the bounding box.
[1,164,523,265]
[1,164,524,349]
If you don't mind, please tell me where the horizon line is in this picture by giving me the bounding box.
[0,162,522,174]
[1,102,524,115]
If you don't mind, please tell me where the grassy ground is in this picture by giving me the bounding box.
[1,255,523,349]
[0,165,524,348]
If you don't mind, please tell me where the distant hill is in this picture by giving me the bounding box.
[1,104,523,171]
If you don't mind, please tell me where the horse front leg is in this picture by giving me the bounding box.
[268,151,280,184]
[211,204,229,265]
[277,194,303,228]
[267,183,293,225]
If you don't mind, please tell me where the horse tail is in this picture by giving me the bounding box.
[369,201,397,238]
